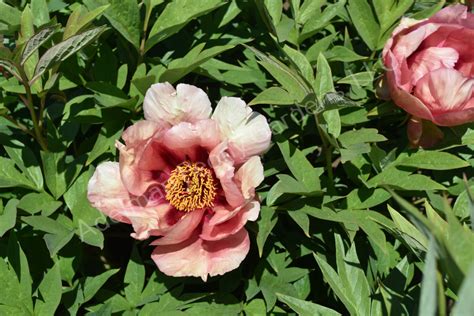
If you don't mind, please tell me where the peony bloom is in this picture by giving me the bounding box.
[87,83,271,281]
[383,4,474,127]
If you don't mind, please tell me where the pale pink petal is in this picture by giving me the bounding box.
[151,228,250,281]
[414,68,474,115]
[409,47,459,85]
[209,142,245,208]
[235,156,264,201]
[161,119,221,161]
[212,97,271,164]
[151,208,205,245]
[144,82,212,125]
[201,201,260,241]
[87,162,131,223]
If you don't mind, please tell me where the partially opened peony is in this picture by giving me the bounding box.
[87,82,271,281]
[383,4,474,127]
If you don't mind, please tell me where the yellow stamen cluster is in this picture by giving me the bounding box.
[165,161,216,212]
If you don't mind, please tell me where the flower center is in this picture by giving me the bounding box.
[165,161,216,212]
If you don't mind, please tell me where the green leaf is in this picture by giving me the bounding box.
[324,46,367,62]
[102,0,140,48]
[124,246,146,307]
[396,151,469,170]
[32,26,106,84]
[82,269,120,303]
[452,264,474,316]
[31,0,50,27]
[146,0,227,51]
[247,45,311,102]
[367,167,446,191]
[418,237,438,316]
[35,263,62,316]
[0,199,18,237]
[17,192,61,215]
[160,41,243,83]
[0,157,37,190]
[249,86,295,106]
[0,2,21,27]
[339,128,387,147]
[314,53,334,99]
[64,169,106,227]
[347,0,380,50]
[300,1,345,42]
[277,293,341,316]
[4,142,44,190]
[21,25,59,65]
[277,141,322,192]
[64,4,109,39]
[256,206,278,257]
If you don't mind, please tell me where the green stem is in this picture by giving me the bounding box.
[18,66,48,151]
[1,113,35,137]
[139,2,153,59]
[315,113,334,189]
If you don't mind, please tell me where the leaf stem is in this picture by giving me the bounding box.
[315,113,335,190]
[17,66,48,151]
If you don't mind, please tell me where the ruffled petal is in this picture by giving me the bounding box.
[414,68,474,115]
[212,97,271,164]
[409,47,459,85]
[201,201,260,241]
[151,228,250,281]
[385,52,434,121]
[151,208,205,245]
[209,142,245,208]
[235,156,264,200]
[87,162,169,240]
[162,119,221,161]
[430,4,474,28]
[144,82,212,126]
[87,162,132,223]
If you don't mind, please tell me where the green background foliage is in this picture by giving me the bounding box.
[0,0,473,315]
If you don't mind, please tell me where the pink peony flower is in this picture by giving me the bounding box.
[383,4,474,127]
[87,82,271,281]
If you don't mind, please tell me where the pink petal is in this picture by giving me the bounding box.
[409,47,459,85]
[414,68,474,116]
[235,156,264,201]
[88,162,132,224]
[151,228,250,281]
[144,82,212,126]
[151,208,205,245]
[385,51,434,121]
[392,23,440,61]
[161,119,221,161]
[201,201,260,241]
[87,162,169,240]
[432,106,474,126]
[430,4,474,28]
[212,97,271,164]
[209,142,245,208]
